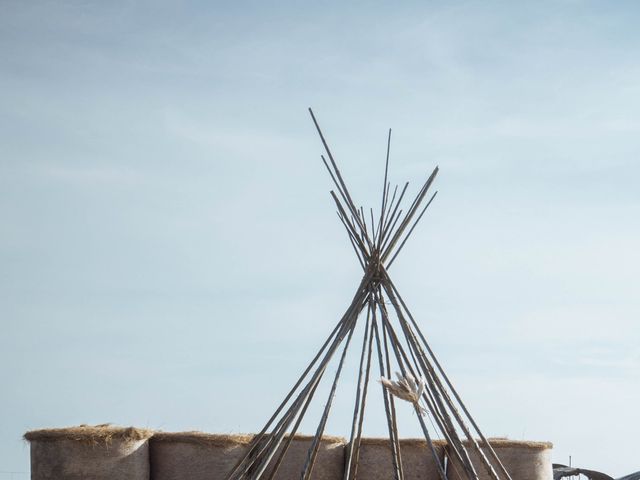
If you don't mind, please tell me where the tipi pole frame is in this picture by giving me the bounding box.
[226,110,515,480]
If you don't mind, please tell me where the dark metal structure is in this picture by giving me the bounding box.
[225,110,515,480]
[553,465,614,480]
[553,465,640,480]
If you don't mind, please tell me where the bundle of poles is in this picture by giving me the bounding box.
[225,109,514,480]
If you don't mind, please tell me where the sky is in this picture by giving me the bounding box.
[1,0,639,477]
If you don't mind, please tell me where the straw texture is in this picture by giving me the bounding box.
[150,432,346,480]
[446,439,553,480]
[355,438,446,480]
[151,433,253,480]
[263,435,346,480]
[26,425,151,480]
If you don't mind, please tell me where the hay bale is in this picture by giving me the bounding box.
[150,432,345,480]
[262,434,345,480]
[24,424,153,480]
[446,438,553,480]
[353,437,446,479]
[150,432,254,480]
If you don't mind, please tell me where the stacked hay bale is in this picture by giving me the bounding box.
[24,426,553,480]
[150,432,253,480]
[149,432,346,480]
[446,438,553,480]
[261,434,345,479]
[353,437,446,479]
[24,424,153,480]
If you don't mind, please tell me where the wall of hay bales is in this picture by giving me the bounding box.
[25,426,553,480]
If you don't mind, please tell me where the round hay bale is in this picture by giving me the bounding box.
[262,434,345,480]
[150,432,253,480]
[353,437,446,480]
[150,432,345,480]
[445,438,553,480]
[24,424,153,480]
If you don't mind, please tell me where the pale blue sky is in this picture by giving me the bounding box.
[1,0,639,477]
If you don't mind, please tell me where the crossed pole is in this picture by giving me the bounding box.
[225,110,514,480]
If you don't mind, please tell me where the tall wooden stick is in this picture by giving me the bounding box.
[230,111,515,480]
